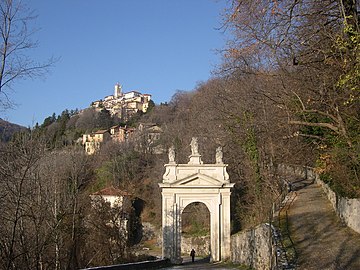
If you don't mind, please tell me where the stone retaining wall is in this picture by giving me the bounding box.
[230,224,274,270]
[181,235,210,257]
[277,164,316,180]
[315,175,360,234]
[82,259,170,270]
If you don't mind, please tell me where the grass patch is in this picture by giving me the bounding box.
[182,221,210,237]
[276,208,297,265]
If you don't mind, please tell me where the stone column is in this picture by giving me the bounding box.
[161,191,182,264]
[210,210,216,262]
[210,198,221,262]
[173,195,182,263]
[161,193,174,260]
[173,201,182,263]
[220,189,232,260]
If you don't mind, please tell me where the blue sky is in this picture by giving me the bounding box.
[2,0,228,127]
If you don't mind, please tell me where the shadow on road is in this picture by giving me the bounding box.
[162,256,240,269]
[181,256,210,266]
[289,177,314,191]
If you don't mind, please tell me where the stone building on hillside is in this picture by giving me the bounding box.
[109,125,135,143]
[82,129,111,155]
[82,123,162,155]
[90,187,131,243]
[90,186,143,247]
[91,186,130,208]
[136,123,164,154]
[82,126,136,155]
[91,83,152,120]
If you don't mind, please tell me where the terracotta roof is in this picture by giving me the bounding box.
[94,129,109,134]
[139,122,157,127]
[92,186,129,196]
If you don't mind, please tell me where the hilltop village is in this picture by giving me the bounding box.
[82,83,161,154]
[91,83,152,120]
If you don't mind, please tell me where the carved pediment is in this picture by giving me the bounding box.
[171,173,223,187]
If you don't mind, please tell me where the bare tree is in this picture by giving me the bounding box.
[221,0,359,197]
[222,0,359,142]
[0,132,50,270]
[0,0,54,108]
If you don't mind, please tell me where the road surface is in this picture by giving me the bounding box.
[288,178,360,269]
[161,257,239,269]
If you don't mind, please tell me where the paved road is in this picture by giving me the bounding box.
[288,179,360,269]
[161,257,239,269]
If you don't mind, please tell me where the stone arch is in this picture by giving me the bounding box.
[181,201,211,257]
[159,139,234,263]
[180,199,211,215]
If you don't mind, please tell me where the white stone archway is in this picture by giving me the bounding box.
[159,139,234,263]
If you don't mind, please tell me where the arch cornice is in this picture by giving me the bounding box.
[163,163,229,184]
[159,172,234,188]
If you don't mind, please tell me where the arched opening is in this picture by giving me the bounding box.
[181,202,210,261]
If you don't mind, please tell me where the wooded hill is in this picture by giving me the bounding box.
[0,118,27,142]
[0,0,358,268]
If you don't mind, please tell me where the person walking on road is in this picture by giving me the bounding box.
[190,249,196,262]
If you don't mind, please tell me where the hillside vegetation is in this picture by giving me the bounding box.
[0,118,27,142]
[0,0,358,269]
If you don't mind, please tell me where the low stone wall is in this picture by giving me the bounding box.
[277,164,316,180]
[316,176,360,234]
[181,235,210,257]
[231,224,274,270]
[82,259,171,270]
